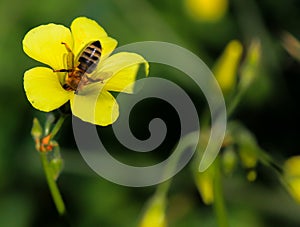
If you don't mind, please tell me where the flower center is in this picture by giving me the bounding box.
[54,41,102,93]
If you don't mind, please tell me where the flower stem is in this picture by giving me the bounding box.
[49,115,66,139]
[156,179,171,199]
[40,152,65,215]
[40,114,67,215]
[213,158,229,227]
[227,89,244,118]
[155,133,195,198]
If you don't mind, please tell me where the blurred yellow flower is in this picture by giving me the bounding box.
[195,164,215,205]
[283,156,300,203]
[139,195,167,227]
[23,17,148,126]
[184,0,228,22]
[213,40,243,95]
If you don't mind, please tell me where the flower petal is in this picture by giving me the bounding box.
[99,36,118,60]
[23,24,72,69]
[70,85,119,126]
[97,52,149,93]
[24,67,72,112]
[71,17,117,60]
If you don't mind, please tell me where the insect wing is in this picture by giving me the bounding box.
[92,71,113,82]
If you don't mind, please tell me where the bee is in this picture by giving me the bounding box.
[53,40,102,93]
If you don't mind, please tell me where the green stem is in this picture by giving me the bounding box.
[257,149,283,176]
[227,89,245,118]
[155,133,196,198]
[156,180,171,199]
[49,115,66,139]
[40,114,67,215]
[40,152,65,215]
[155,154,177,197]
[213,159,229,227]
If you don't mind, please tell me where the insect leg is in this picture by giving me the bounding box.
[53,42,75,72]
[87,77,104,83]
[61,42,75,69]
[53,69,73,72]
[61,42,72,53]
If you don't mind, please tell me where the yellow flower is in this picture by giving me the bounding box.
[184,0,228,22]
[213,40,243,96]
[23,17,149,126]
[283,156,300,203]
[194,163,215,205]
[139,195,167,227]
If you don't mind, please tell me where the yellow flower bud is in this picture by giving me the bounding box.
[283,156,300,203]
[139,195,167,227]
[284,156,300,176]
[213,40,243,96]
[246,170,257,182]
[184,0,228,22]
[194,164,215,205]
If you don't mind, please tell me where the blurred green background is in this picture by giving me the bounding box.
[1,0,300,226]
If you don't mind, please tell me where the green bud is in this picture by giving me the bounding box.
[239,39,261,91]
[49,157,64,181]
[228,122,259,168]
[246,169,257,182]
[237,132,258,170]
[31,118,43,139]
[222,146,237,176]
[49,142,63,180]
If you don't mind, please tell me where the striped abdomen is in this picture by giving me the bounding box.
[63,40,102,92]
[77,40,102,74]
